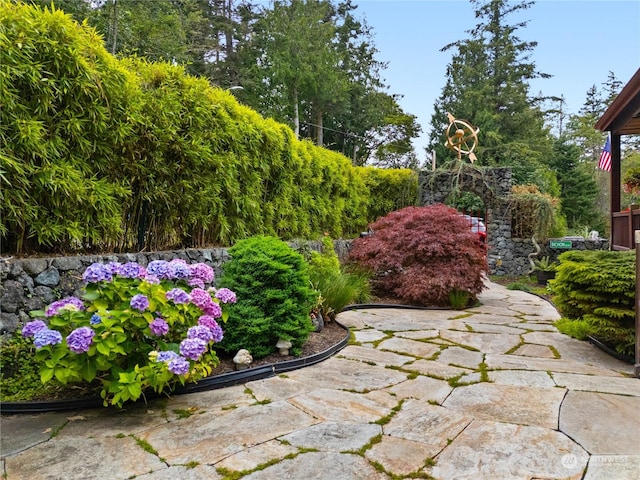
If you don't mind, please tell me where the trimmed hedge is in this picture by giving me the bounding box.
[550,250,635,356]
[1,2,417,254]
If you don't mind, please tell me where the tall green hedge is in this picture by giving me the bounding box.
[550,250,635,356]
[0,1,136,251]
[1,2,416,254]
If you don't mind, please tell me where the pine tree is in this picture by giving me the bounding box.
[427,0,554,188]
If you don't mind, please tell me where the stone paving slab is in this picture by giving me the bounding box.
[455,312,520,325]
[241,451,390,480]
[559,391,640,455]
[488,369,556,388]
[365,435,435,476]
[135,465,223,479]
[583,455,640,480]
[511,321,557,331]
[440,329,522,354]
[280,422,381,452]
[352,328,388,344]
[405,359,472,379]
[284,356,408,391]
[463,321,528,334]
[164,384,255,414]
[394,329,440,340]
[215,439,298,472]
[512,343,557,358]
[245,375,316,402]
[0,411,71,457]
[383,399,470,457]
[384,376,453,404]
[436,346,484,369]
[552,372,640,396]
[427,420,589,480]
[442,383,566,429]
[139,400,317,465]
[55,404,170,439]
[338,344,415,366]
[4,435,166,480]
[485,353,625,376]
[287,388,393,423]
[376,336,441,359]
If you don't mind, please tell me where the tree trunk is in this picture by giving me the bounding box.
[111,0,118,55]
[316,108,323,147]
[293,88,299,138]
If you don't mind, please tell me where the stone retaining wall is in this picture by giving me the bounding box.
[0,233,607,337]
[0,239,353,338]
[490,237,610,276]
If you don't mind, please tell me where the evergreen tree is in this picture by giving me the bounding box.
[427,0,554,188]
[548,139,604,232]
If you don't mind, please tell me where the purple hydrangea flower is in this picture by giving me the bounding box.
[105,261,122,275]
[130,294,149,312]
[22,320,47,338]
[210,324,223,343]
[167,356,190,375]
[166,288,190,304]
[46,297,85,317]
[82,263,113,283]
[189,263,214,284]
[202,300,222,318]
[188,278,205,289]
[187,325,215,342]
[146,260,172,280]
[168,259,191,280]
[214,288,237,304]
[33,328,63,348]
[117,262,144,279]
[189,288,212,309]
[179,338,207,361]
[90,314,102,325]
[156,351,179,363]
[144,275,161,285]
[66,326,95,354]
[149,317,169,336]
[198,315,219,330]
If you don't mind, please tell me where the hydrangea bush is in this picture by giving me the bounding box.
[23,259,236,408]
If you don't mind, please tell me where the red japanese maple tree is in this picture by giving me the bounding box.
[348,204,488,306]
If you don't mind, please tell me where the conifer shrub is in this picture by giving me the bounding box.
[347,204,488,306]
[550,250,635,356]
[217,236,316,358]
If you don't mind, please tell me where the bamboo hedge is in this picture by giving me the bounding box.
[0,2,417,254]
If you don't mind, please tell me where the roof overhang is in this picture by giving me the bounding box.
[595,67,640,135]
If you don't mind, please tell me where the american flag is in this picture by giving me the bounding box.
[597,134,612,172]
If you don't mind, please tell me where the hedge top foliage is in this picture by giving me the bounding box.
[1,1,417,255]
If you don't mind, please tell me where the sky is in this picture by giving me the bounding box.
[349,0,640,163]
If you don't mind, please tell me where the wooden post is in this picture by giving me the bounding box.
[635,231,640,377]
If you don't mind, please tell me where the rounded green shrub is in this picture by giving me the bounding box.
[347,204,488,306]
[217,236,316,358]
